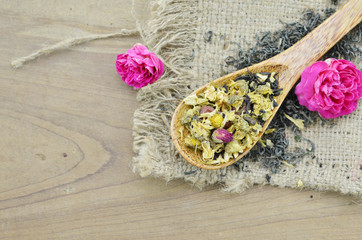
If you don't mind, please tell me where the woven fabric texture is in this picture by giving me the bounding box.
[133,0,361,196]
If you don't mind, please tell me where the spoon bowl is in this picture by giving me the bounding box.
[171,0,362,170]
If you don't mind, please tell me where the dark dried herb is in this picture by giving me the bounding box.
[184,170,197,175]
[225,56,236,65]
[226,8,361,173]
[204,31,213,42]
[265,174,271,183]
[231,9,360,70]
[236,161,251,172]
[294,135,302,142]
[244,116,256,125]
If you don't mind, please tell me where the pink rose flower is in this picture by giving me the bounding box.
[295,58,362,119]
[116,44,164,89]
[212,129,233,143]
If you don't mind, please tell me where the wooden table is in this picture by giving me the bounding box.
[1,1,361,239]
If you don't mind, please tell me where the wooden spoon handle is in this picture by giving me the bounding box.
[272,0,361,87]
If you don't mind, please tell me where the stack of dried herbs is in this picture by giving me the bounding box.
[225,8,361,173]
[180,72,281,165]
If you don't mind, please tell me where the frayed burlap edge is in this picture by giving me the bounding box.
[132,0,201,183]
[131,0,229,189]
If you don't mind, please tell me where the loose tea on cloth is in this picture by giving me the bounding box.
[133,0,361,197]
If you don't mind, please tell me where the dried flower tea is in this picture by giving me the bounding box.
[180,72,281,165]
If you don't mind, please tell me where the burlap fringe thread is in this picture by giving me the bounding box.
[11,30,139,68]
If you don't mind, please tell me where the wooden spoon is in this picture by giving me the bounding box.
[171,0,362,170]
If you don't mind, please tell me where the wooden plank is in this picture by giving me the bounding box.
[0,1,361,239]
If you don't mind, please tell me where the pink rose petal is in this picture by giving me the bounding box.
[115,44,164,89]
[295,58,362,118]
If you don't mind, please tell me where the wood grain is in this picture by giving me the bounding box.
[0,0,361,239]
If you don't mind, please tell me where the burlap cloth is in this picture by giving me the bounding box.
[133,0,361,196]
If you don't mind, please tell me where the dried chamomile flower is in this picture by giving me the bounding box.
[216,90,228,103]
[181,106,201,124]
[284,113,305,130]
[256,85,273,95]
[236,80,249,95]
[184,136,199,148]
[245,133,255,147]
[204,85,217,102]
[179,125,184,140]
[201,141,214,160]
[248,92,273,121]
[256,73,268,82]
[209,114,224,128]
[270,72,277,83]
[228,95,244,105]
[190,121,213,141]
[264,128,276,134]
[184,94,198,105]
[266,139,274,147]
[250,123,262,135]
[184,94,208,106]
[225,140,244,155]
[233,130,247,140]
[234,117,250,133]
[226,80,239,89]
[222,111,237,127]
[213,143,225,153]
